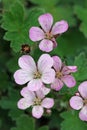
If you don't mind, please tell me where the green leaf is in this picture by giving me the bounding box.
[2,0,25,9]
[47,6,76,27]
[0,87,24,120]
[0,88,20,109]
[6,55,19,73]
[2,2,24,31]
[74,52,87,81]
[29,0,59,7]
[74,5,87,22]
[26,7,45,28]
[74,5,87,37]
[51,29,87,57]
[11,115,35,130]
[38,126,49,130]
[49,109,62,129]
[60,110,87,130]
[0,71,12,90]
[2,2,44,52]
[8,109,24,121]
[29,0,76,26]
[59,0,85,6]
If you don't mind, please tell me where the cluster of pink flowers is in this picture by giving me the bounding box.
[14,53,77,118]
[13,13,87,121]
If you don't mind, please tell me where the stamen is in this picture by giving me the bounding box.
[33,97,41,105]
[45,32,53,40]
[56,71,63,79]
[34,71,41,79]
[84,99,87,105]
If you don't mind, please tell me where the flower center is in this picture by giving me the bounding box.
[56,71,63,79]
[33,71,41,79]
[45,32,53,40]
[33,97,41,105]
[84,99,87,105]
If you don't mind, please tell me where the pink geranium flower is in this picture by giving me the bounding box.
[70,81,87,121]
[29,13,68,52]
[18,86,54,119]
[51,56,77,91]
[14,54,55,91]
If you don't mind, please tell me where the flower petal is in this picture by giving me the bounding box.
[62,66,77,75]
[29,27,45,41]
[32,105,44,119]
[79,106,87,121]
[36,85,50,99]
[78,81,87,99]
[52,56,62,71]
[40,85,50,95]
[62,66,70,75]
[27,79,43,91]
[51,38,57,48]
[69,96,83,110]
[18,55,36,71]
[62,75,76,88]
[51,20,68,35]
[41,98,54,108]
[14,69,33,85]
[20,87,35,99]
[38,54,53,72]
[17,98,33,110]
[38,13,53,32]
[42,69,55,84]
[39,39,53,52]
[67,66,77,73]
[51,78,63,91]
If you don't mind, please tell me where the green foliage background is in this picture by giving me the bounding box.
[0,0,87,130]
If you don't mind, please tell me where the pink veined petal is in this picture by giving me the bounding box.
[29,27,45,41]
[20,87,35,99]
[78,81,87,99]
[51,20,68,35]
[35,88,45,99]
[38,13,53,32]
[51,78,64,91]
[36,85,50,99]
[61,66,70,75]
[69,96,83,110]
[41,68,55,84]
[18,55,36,72]
[27,79,43,91]
[51,38,57,48]
[62,66,77,75]
[17,98,33,110]
[40,85,50,95]
[38,53,53,73]
[79,105,87,121]
[14,69,33,85]
[67,66,77,73]
[62,75,76,88]
[52,56,62,71]
[32,105,44,119]
[41,98,54,108]
[39,39,53,52]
